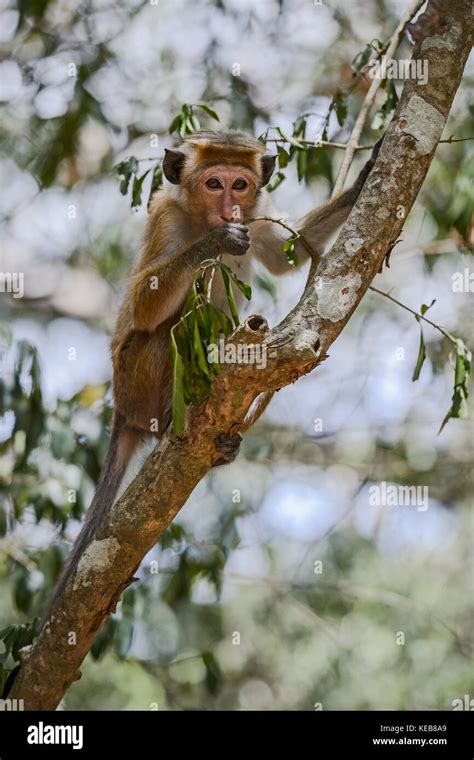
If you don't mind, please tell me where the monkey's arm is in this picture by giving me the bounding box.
[250,186,360,275]
[131,223,250,332]
[252,141,381,274]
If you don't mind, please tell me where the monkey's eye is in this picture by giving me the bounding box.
[232,178,248,191]
[206,177,222,189]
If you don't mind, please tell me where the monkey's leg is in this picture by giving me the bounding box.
[113,327,173,435]
[212,391,274,465]
[214,432,242,466]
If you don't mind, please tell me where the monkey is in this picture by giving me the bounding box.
[43,129,380,620]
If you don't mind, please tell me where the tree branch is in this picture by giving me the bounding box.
[10,0,472,710]
[369,286,456,343]
[332,0,426,196]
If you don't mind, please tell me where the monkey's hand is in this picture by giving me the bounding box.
[209,223,250,257]
[213,431,242,466]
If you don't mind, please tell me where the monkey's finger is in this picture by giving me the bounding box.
[233,228,250,241]
[229,229,250,244]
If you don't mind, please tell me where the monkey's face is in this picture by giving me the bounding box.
[195,165,259,230]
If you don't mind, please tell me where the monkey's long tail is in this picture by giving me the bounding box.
[41,412,142,625]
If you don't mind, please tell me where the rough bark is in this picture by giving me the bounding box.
[10,0,472,710]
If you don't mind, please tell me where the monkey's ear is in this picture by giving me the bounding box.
[163,149,186,184]
[260,154,277,186]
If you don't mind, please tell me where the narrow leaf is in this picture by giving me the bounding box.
[196,103,220,122]
[221,268,240,327]
[267,171,285,192]
[412,328,426,381]
[170,332,186,435]
[131,170,150,208]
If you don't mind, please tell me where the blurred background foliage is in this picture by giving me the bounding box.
[0,0,472,709]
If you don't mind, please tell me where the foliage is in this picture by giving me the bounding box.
[439,339,472,432]
[170,261,251,435]
[0,0,472,710]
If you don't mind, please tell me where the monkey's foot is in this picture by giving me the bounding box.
[213,432,242,466]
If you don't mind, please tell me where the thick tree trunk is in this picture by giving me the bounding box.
[10,0,472,710]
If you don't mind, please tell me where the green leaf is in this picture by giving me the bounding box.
[207,302,233,337]
[381,79,399,117]
[170,331,186,435]
[285,134,305,150]
[115,157,139,195]
[283,237,299,267]
[297,148,308,182]
[193,315,211,379]
[221,268,240,327]
[267,171,285,192]
[439,339,472,433]
[147,165,163,209]
[334,92,348,127]
[202,651,223,696]
[352,43,373,75]
[412,328,426,381]
[351,39,384,76]
[412,300,436,380]
[0,626,14,642]
[293,116,307,138]
[196,301,212,340]
[219,262,252,300]
[421,299,436,315]
[168,113,183,134]
[131,170,151,208]
[189,113,200,131]
[168,260,251,432]
[232,276,252,301]
[0,505,7,537]
[195,103,220,122]
[277,145,290,169]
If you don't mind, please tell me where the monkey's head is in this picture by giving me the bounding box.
[163,130,276,231]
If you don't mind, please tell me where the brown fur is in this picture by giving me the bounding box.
[180,131,265,185]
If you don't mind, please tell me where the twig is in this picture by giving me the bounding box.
[439,135,474,145]
[332,0,426,196]
[369,285,457,343]
[264,137,371,151]
[264,135,473,152]
[247,215,316,259]
[134,133,473,176]
[206,256,221,299]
